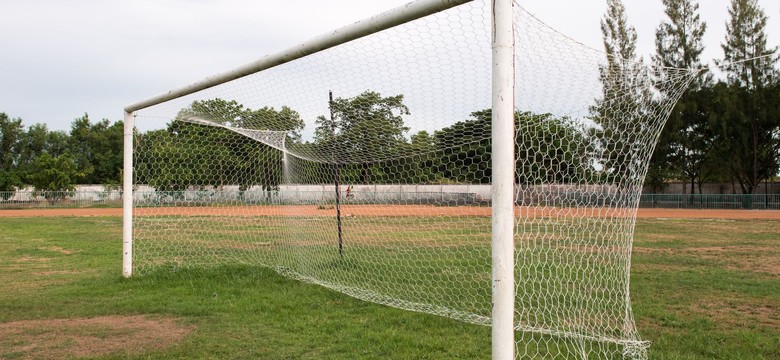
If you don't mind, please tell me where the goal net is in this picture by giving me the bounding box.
[126,0,697,358]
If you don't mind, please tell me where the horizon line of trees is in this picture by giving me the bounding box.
[0,113,122,200]
[604,0,779,194]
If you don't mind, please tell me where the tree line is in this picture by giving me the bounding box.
[610,0,780,194]
[0,113,122,199]
[0,0,777,198]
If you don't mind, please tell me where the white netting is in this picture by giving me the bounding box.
[130,1,697,358]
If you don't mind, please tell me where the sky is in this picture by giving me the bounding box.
[0,0,778,132]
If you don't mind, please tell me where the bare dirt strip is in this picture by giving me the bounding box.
[0,315,193,359]
[0,205,779,219]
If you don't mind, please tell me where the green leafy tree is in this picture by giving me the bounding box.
[716,0,779,194]
[185,99,305,143]
[134,128,197,195]
[405,130,443,183]
[434,110,593,184]
[0,113,24,198]
[68,114,123,184]
[433,113,491,184]
[15,123,46,177]
[184,99,304,191]
[27,153,90,201]
[314,91,410,184]
[12,123,70,192]
[137,99,304,195]
[711,83,779,194]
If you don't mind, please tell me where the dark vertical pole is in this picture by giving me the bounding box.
[330,91,344,258]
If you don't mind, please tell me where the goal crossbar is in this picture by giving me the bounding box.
[124,0,473,114]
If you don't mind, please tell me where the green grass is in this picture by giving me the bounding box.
[0,216,778,359]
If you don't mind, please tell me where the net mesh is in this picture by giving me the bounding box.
[131,1,697,358]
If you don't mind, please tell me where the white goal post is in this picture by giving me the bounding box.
[122,0,697,359]
[123,0,515,358]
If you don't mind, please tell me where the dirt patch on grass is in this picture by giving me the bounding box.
[633,245,780,275]
[632,262,689,273]
[221,242,273,250]
[694,300,780,330]
[684,246,780,275]
[0,315,193,359]
[31,269,83,276]
[14,256,52,263]
[41,246,76,255]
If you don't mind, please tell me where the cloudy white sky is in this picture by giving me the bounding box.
[0,0,778,131]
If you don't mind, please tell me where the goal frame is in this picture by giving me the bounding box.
[122,0,515,358]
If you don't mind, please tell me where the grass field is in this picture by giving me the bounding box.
[0,215,778,359]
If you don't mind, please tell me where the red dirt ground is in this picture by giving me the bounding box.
[0,205,778,219]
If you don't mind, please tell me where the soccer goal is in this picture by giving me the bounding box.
[123,0,697,358]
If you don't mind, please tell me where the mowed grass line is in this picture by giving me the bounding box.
[0,216,778,359]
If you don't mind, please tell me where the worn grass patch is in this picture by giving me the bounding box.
[0,315,193,359]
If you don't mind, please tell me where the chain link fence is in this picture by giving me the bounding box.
[0,190,123,209]
[640,193,780,210]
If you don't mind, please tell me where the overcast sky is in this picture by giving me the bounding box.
[0,0,778,132]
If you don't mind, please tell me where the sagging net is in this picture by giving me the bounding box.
[131,1,697,358]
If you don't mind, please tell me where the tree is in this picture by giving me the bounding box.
[27,153,90,201]
[717,0,779,194]
[184,99,304,191]
[653,0,708,74]
[590,0,652,185]
[434,110,593,184]
[134,128,198,195]
[720,0,779,89]
[314,91,410,184]
[712,82,780,194]
[68,114,123,184]
[651,0,715,194]
[15,123,70,177]
[185,99,305,143]
[405,130,443,183]
[0,113,24,198]
[136,99,305,195]
[434,112,491,184]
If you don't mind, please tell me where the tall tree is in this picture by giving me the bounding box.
[717,0,779,194]
[720,0,779,89]
[591,0,652,186]
[650,0,715,194]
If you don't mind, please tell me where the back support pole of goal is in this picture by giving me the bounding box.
[491,0,515,359]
